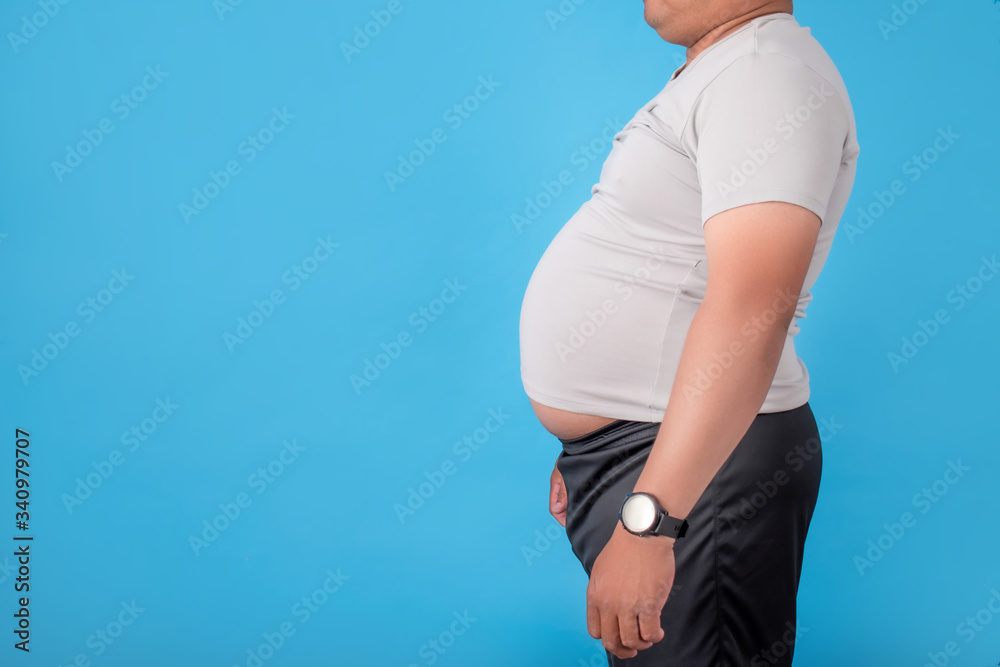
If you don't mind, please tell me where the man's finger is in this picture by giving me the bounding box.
[553,505,566,527]
[619,611,653,651]
[638,607,665,644]
[549,466,567,526]
[600,610,637,659]
[586,592,602,639]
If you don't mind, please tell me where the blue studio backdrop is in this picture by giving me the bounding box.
[1,0,999,665]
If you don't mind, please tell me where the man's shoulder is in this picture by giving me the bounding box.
[752,17,847,94]
[649,18,852,136]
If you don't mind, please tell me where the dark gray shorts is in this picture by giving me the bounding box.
[555,402,822,667]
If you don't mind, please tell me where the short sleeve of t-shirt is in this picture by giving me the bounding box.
[683,52,850,226]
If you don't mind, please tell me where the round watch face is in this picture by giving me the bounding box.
[622,494,657,532]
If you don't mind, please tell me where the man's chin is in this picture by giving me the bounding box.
[642,6,658,29]
[643,6,669,31]
[643,14,668,38]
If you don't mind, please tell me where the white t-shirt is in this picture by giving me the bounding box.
[519,12,860,423]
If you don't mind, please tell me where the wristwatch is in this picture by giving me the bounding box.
[618,491,689,539]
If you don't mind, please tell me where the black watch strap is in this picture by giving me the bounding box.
[654,512,689,539]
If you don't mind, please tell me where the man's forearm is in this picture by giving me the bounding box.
[633,292,795,523]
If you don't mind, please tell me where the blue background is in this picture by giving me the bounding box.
[1,0,999,665]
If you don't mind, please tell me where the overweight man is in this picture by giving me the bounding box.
[518,1,860,664]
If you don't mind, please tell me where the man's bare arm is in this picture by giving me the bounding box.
[633,200,821,524]
[584,200,823,659]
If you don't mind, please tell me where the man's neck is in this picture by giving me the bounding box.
[684,4,792,66]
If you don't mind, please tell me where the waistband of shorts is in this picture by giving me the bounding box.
[557,418,660,450]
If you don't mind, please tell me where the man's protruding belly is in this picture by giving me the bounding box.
[519,203,710,425]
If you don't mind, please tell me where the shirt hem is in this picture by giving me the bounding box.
[523,378,812,422]
[522,380,662,423]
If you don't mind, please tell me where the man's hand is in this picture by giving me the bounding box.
[586,525,674,659]
[549,461,567,527]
